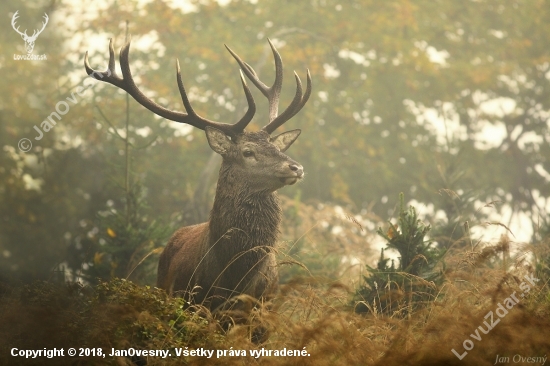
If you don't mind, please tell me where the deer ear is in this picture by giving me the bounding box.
[205,127,232,155]
[270,129,301,152]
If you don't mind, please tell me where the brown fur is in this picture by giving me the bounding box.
[157,130,303,311]
[85,39,310,340]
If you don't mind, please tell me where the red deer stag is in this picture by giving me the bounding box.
[85,38,311,313]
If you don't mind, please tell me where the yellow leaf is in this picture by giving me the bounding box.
[107,228,117,238]
[94,252,105,265]
[387,225,398,239]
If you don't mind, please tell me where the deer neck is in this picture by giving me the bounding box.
[208,166,281,253]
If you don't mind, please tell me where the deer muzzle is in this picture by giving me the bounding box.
[280,163,304,185]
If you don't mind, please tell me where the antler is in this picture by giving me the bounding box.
[30,13,49,40]
[11,11,27,38]
[225,39,311,135]
[11,11,48,40]
[84,37,256,137]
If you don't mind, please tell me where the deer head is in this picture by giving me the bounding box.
[11,11,49,54]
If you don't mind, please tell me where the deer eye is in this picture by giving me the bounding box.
[243,150,254,158]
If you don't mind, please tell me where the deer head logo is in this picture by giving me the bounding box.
[11,11,49,54]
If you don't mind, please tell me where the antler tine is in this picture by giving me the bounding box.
[232,70,257,132]
[84,38,120,85]
[262,69,311,134]
[226,40,311,134]
[85,37,256,137]
[225,38,284,123]
[11,11,27,37]
[175,59,256,134]
[35,13,48,36]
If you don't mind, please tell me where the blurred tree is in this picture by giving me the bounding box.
[0,0,112,281]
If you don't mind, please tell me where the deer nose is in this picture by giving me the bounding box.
[289,164,304,177]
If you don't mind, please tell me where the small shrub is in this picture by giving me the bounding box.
[354,193,445,315]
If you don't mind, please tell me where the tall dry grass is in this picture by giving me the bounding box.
[0,235,549,365]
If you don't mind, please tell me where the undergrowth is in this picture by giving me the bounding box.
[1,237,549,365]
[1,239,549,365]
[354,193,445,316]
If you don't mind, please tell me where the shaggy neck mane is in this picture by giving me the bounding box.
[208,165,281,258]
